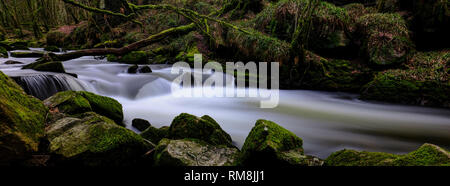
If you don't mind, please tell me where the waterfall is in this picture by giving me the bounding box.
[12,74,94,100]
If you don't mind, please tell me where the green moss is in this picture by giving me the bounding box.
[0,46,7,57]
[239,119,306,166]
[326,144,450,166]
[356,13,413,66]
[33,62,66,73]
[0,71,48,162]
[44,91,124,125]
[107,51,149,64]
[361,51,449,108]
[140,126,169,144]
[47,112,150,166]
[168,113,233,147]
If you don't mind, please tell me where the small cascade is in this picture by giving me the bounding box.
[12,74,94,100]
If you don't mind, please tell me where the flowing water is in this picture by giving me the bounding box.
[1,52,450,158]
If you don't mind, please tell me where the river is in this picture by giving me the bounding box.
[1,49,450,158]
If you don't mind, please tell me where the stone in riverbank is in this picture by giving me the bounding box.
[44,91,124,125]
[169,113,233,147]
[141,125,169,145]
[239,119,322,166]
[132,118,151,132]
[46,112,151,166]
[0,71,48,165]
[325,143,450,166]
[361,51,450,108]
[0,46,7,58]
[153,139,239,166]
[356,13,413,66]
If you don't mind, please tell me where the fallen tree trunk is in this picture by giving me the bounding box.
[46,23,195,62]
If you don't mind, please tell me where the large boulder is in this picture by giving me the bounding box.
[0,71,48,165]
[356,13,413,66]
[46,30,68,47]
[168,113,233,147]
[325,143,450,166]
[46,112,151,166]
[283,51,373,91]
[44,91,124,125]
[249,0,354,57]
[239,119,323,166]
[361,51,450,108]
[153,139,239,166]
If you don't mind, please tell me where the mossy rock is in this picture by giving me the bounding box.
[325,143,450,166]
[44,91,124,125]
[107,51,149,64]
[46,112,151,166]
[10,51,44,58]
[33,62,66,73]
[249,0,352,56]
[127,65,139,74]
[0,71,48,164]
[153,138,239,166]
[44,45,60,52]
[361,51,449,108]
[132,118,151,132]
[141,125,169,144]
[168,113,233,147]
[239,119,320,166]
[283,51,373,91]
[356,13,413,66]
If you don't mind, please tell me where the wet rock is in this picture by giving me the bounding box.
[0,71,48,165]
[33,61,66,73]
[168,113,233,147]
[153,139,239,166]
[139,66,152,73]
[325,143,450,166]
[10,51,44,58]
[4,60,23,64]
[46,112,151,166]
[132,118,151,132]
[141,126,169,144]
[128,65,139,74]
[44,91,124,125]
[239,119,322,166]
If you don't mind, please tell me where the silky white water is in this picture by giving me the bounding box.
[2,54,450,158]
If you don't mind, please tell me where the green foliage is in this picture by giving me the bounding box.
[325,143,450,166]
